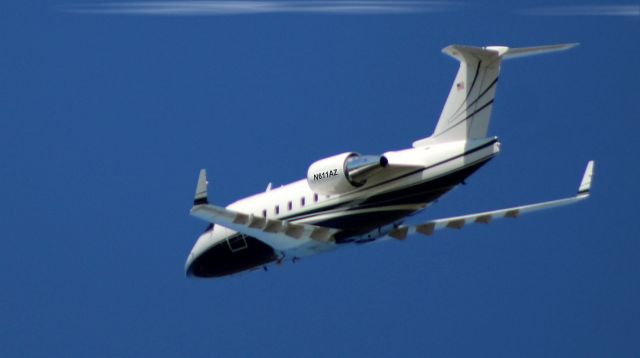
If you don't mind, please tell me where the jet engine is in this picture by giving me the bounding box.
[307,152,388,195]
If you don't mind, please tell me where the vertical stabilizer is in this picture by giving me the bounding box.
[413,43,577,147]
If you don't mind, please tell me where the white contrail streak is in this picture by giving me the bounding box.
[64,1,458,15]
[521,5,639,17]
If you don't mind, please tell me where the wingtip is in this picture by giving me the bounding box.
[556,42,580,53]
[194,169,209,205]
[557,42,580,50]
[577,160,595,196]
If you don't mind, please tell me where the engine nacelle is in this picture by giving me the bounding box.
[307,152,388,195]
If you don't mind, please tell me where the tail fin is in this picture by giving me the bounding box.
[413,43,578,147]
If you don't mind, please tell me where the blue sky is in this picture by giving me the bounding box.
[1,1,639,356]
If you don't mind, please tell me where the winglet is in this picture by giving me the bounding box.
[578,160,595,196]
[194,169,209,205]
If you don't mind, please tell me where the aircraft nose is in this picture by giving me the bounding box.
[185,252,197,277]
[185,229,215,278]
[184,230,279,278]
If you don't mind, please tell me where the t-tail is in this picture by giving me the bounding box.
[413,43,578,147]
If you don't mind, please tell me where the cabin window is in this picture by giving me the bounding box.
[275,205,279,215]
[287,201,292,211]
[313,193,318,203]
[262,209,267,218]
[300,197,305,207]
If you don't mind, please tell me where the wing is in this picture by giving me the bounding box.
[190,170,337,252]
[386,161,594,240]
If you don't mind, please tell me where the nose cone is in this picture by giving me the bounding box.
[184,252,197,277]
[185,230,216,278]
[185,231,278,278]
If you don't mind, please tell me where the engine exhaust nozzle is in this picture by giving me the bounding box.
[346,155,388,186]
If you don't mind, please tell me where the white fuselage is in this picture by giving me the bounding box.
[185,42,582,278]
[187,137,500,271]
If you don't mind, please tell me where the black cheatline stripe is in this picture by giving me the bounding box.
[279,201,345,219]
[288,156,494,228]
[436,77,499,137]
[312,209,417,234]
[448,60,482,120]
[279,139,497,222]
[355,137,496,192]
[292,206,419,224]
[357,155,494,210]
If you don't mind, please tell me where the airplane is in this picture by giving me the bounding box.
[185,43,595,278]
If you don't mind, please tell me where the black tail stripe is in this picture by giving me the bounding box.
[449,60,482,120]
[437,77,499,137]
[464,77,498,113]
[464,99,494,121]
[447,76,499,124]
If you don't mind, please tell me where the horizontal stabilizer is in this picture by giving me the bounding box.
[386,160,594,240]
[500,43,579,60]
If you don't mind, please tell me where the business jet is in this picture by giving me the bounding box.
[185,43,594,278]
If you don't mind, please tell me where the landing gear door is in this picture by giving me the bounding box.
[227,235,248,252]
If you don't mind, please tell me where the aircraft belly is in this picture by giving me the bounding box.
[312,209,417,239]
